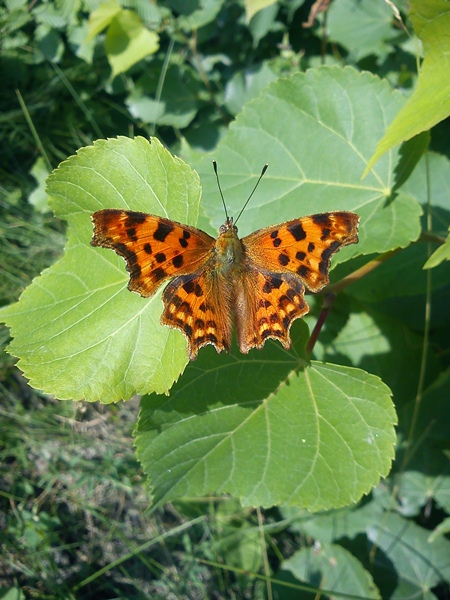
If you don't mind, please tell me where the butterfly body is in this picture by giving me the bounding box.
[91,209,359,360]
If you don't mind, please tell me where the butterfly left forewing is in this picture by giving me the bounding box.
[243,211,360,293]
[91,209,215,297]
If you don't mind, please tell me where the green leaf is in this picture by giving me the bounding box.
[368,512,450,597]
[283,543,380,599]
[126,64,200,128]
[399,152,450,227]
[0,137,202,401]
[135,338,396,509]
[282,485,392,543]
[245,0,278,23]
[348,242,450,302]
[314,302,436,405]
[195,67,423,256]
[424,228,450,269]
[397,447,450,516]
[174,0,225,30]
[428,517,450,543]
[213,499,263,578]
[398,368,450,512]
[28,156,50,213]
[365,0,450,173]
[248,3,280,47]
[327,0,399,62]
[105,9,159,78]
[86,0,121,41]
[224,62,278,116]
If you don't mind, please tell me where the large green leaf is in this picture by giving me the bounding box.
[283,543,380,599]
[314,301,438,405]
[368,512,450,598]
[327,0,399,62]
[399,151,450,231]
[282,485,392,543]
[0,137,201,401]
[366,0,450,172]
[135,333,396,509]
[196,67,423,256]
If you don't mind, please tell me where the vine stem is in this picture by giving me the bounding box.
[306,248,401,356]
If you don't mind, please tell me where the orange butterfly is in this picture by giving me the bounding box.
[91,168,359,360]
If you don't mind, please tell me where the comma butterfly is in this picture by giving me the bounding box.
[91,164,359,360]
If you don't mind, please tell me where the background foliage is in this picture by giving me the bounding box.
[1,0,449,598]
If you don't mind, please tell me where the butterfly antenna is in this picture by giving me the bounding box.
[234,163,269,226]
[213,160,230,222]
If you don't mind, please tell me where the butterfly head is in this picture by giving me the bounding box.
[219,217,238,235]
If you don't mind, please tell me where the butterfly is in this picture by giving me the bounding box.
[91,183,359,360]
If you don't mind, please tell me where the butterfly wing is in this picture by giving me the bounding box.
[91,209,215,297]
[162,271,233,360]
[234,211,359,353]
[242,211,360,293]
[235,270,308,354]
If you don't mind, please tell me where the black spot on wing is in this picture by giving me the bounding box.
[295,251,306,261]
[312,214,332,227]
[308,242,315,253]
[126,213,146,226]
[288,222,306,241]
[126,228,137,241]
[278,253,290,266]
[152,267,166,282]
[182,280,204,297]
[179,230,191,248]
[155,252,166,263]
[144,243,152,254]
[172,254,183,268]
[296,265,310,278]
[262,276,283,293]
[271,276,283,289]
[154,221,174,242]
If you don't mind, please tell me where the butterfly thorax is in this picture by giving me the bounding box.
[214,218,246,276]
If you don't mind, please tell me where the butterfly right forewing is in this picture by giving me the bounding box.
[243,212,360,293]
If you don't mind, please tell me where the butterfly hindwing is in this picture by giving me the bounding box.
[91,209,215,297]
[243,212,360,293]
[235,270,308,354]
[162,271,233,360]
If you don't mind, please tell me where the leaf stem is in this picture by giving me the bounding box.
[306,292,335,356]
[307,247,402,356]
